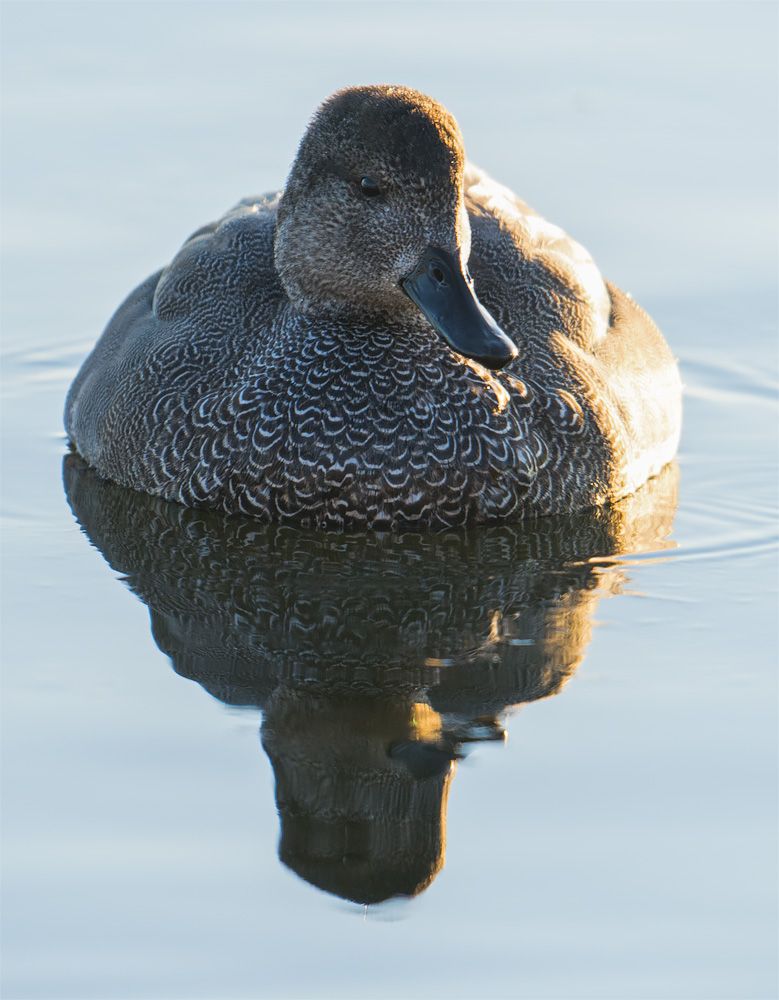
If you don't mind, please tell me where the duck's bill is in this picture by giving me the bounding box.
[399,247,518,371]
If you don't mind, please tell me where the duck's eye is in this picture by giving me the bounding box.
[360,177,381,198]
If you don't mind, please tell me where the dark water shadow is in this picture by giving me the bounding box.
[63,455,678,905]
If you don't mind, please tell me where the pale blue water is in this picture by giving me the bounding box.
[2,3,777,999]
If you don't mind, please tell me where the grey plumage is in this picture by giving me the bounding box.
[65,85,681,530]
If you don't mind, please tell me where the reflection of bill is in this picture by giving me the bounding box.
[64,456,678,905]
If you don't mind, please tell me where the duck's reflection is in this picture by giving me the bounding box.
[63,455,678,904]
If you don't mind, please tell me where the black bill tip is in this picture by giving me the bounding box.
[400,247,518,371]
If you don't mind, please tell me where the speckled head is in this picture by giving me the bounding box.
[275,85,518,370]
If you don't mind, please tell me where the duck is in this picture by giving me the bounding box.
[65,85,682,530]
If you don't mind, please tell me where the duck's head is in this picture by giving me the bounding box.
[274,85,518,371]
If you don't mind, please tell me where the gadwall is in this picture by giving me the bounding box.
[65,85,681,529]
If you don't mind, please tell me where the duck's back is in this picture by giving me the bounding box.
[464,166,681,501]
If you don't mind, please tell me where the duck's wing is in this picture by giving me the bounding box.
[65,194,285,483]
[151,193,284,322]
[464,164,612,350]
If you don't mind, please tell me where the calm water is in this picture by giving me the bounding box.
[2,3,777,999]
